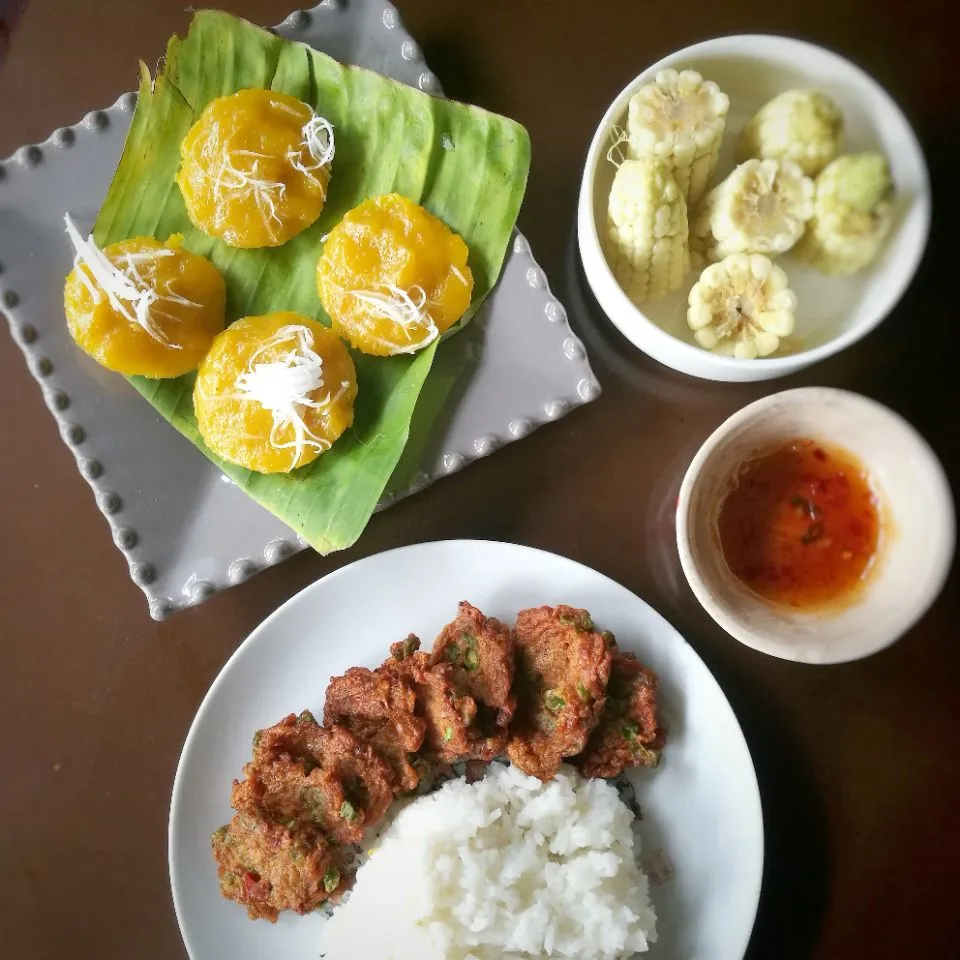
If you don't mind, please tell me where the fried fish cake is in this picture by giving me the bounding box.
[576,652,665,779]
[323,665,426,794]
[211,813,343,922]
[250,709,322,765]
[431,602,516,761]
[316,723,395,835]
[381,640,478,764]
[231,754,355,844]
[506,605,613,781]
[242,711,394,844]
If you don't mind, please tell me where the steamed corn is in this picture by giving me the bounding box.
[687,253,796,358]
[606,157,689,303]
[627,69,730,206]
[691,159,814,261]
[794,152,894,275]
[738,89,843,177]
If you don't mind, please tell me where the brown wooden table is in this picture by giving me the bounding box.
[2,1,958,957]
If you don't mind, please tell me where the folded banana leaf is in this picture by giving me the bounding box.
[93,9,530,554]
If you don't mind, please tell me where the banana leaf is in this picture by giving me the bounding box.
[93,10,530,554]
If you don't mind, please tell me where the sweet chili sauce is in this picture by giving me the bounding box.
[717,438,881,609]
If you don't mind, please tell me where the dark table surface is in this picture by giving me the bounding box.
[2,1,958,958]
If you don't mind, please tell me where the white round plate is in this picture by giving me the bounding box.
[578,34,931,382]
[170,540,763,960]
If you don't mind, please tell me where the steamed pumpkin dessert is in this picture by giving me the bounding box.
[62,214,226,377]
[176,88,334,248]
[194,312,357,474]
[316,193,474,356]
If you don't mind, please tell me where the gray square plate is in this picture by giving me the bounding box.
[0,0,599,619]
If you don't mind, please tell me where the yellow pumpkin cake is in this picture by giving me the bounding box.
[316,193,473,357]
[63,216,226,378]
[194,312,357,474]
[176,89,334,249]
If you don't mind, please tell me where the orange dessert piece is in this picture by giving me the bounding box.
[316,193,473,356]
[176,89,334,249]
[193,312,357,474]
[63,219,226,378]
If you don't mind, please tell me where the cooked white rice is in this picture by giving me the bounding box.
[320,763,657,959]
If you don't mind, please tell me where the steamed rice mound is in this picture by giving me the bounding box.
[321,762,657,959]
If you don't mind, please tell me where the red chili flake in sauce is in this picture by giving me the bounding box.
[717,438,880,609]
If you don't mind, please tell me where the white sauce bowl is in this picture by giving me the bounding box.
[577,35,931,382]
[676,388,954,663]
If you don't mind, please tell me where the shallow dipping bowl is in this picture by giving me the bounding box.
[676,388,954,663]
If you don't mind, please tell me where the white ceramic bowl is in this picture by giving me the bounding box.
[676,388,955,663]
[577,35,931,382]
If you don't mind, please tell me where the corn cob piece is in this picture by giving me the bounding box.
[793,153,894,276]
[687,253,796,359]
[738,89,843,177]
[690,159,814,261]
[627,69,730,206]
[606,156,690,304]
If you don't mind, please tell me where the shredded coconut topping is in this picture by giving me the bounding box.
[349,284,439,354]
[286,113,336,190]
[232,324,349,469]
[204,150,288,239]
[302,115,336,169]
